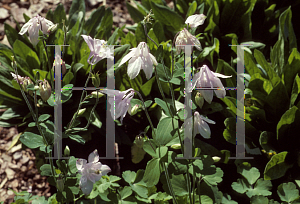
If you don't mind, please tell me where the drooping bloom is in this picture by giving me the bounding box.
[76,150,111,195]
[118,42,158,80]
[19,15,56,46]
[188,65,232,104]
[39,79,51,101]
[11,73,25,84]
[175,28,202,54]
[101,88,135,124]
[81,35,113,65]
[185,14,206,28]
[184,111,215,139]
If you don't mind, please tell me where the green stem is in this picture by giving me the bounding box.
[42,38,54,89]
[84,89,99,129]
[162,162,178,204]
[13,62,55,179]
[67,64,93,131]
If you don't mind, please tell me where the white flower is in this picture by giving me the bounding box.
[81,35,113,65]
[185,14,206,28]
[19,15,55,46]
[188,65,232,104]
[101,88,135,124]
[175,28,202,54]
[119,42,158,80]
[184,111,215,139]
[11,73,25,84]
[76,150,111,195]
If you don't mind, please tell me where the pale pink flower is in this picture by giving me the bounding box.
[188,65,231,104]
[119,42,158,80]
[19,15,55,46]
[185,14,206,28]
[100,88,135,124]
[184,111,215,139]
[76,150,111,195]
[81,35,113,65]
[11,73,25,84]
[175,28,202,54]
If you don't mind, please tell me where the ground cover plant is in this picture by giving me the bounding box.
[0,0,300,203]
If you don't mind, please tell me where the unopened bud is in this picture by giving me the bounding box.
[195,92,204,108]
[39,79,51,101]
[56,176,64,192]
[171,144,181,149]
[128,104,140,116]
[53,60,67,75]
[22,77,34,96]
[91,72,101,88]
[212,156,221,163]
[135,135,144,148]
[64,146,70,157]
[78,108,86,116]
[91,91,104,98]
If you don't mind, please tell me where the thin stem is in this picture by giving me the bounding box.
[84,89,99,129]
[67,64,93,131]
[42,38,54,88]
[162,162,178,204]
[192,168,196,204]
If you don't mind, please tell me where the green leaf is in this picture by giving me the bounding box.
[203,167,223,185]
[83,6,105,36]
[38,114,51,122]
[291,74,300,107]
[264,151,293,180]
[216,59,237,98]
[68,134,85,144]
[140,77,155,97]
[131,144,146,164]
[40,164,52,176]
[63,72,74,85]
[68,156,78,174]
[156,117,178,145]
[187,1,197,17]
[143,158,160,187]
[147,28,159,51]
[250,195,269,204]
[20,132,45,149]
[123,171,136,184]
[119,186,132,200]
[126,1,145,23]
[150,2,185,31]
[68,0,85,29]
[4,23,20,48]
[246,178,272,198]
[283,49,300,95]
[95,7,113,40]
[238,167,260,185]
[165,174,189,197]
[277,182,299,202]
[53,4,66,24]
[13,40,40,70]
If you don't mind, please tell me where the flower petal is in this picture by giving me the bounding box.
[198,119,211,139]
[100,164,111,176]
[19,19,33,35]
[127,56,142,79]
[199,114,216,124]
[213,72,232,78]
[88,149,99,163]
[149,53,158,66]
[76,159,87,171]
[81,35,95,53]
[119,49,136,67]
[142,54,154,80]
[80,179,94,195]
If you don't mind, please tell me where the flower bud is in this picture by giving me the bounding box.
[128,104,140,116]
[22,77,34,96]
[78,108,86,116]
[64,146,70,157]
[56,176,64,192]
[39,79,51,101]
[91,91,104,98]
[171,144,181,150]
[195,92,204,108]
[135,135,144,148]
[212,156,221,163]
[53,60,67,76]
[91,72,101,88]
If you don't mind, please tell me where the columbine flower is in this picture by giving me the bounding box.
[19,15,56,46]
[76,150,111,195]
[101,88,135,124]
[81,35,113,65]
[184,111,215,139]
[39,79,51,101]
[118,42,158,80]
[185,14,206,28]
[11,73,25,84]
[188,65,231,104]
[175,28,202,54]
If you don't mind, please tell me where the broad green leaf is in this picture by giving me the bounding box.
[143,158,160,187]
[4,23,20,48]
[53,4,66,25]
[131,144,146,164]
[126,1,145,23]
[216,59,237,98]
[153,21,166,43]
[147,28,159,51]
[156,117,178,145]
[203,167,223,185]
[264,152,293,180]
[68,0,85,29]
[222,194,238,204]
[283,49,300,95]
[40,164,52,176]
[95,7,113,40]
[119,186,132,200]
[162,174,189,197]
[13,40,40,70]
[238,167,260,185]
[83,6,105,36]
[246,178,272,198]
[122,171,136,184]
[250,195,269,204]
[244,51,262,77]
[140,77,155,97]
[38,114,51,122]
[150,2,185,31]
[277,182,299,202]
[19,132,45,149]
